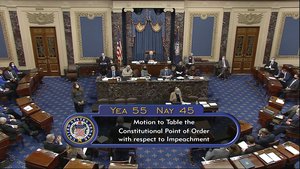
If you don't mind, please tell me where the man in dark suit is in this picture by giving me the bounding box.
[174,61,186,77]
[0,69,17,90]
[217,56,230,79]
[44,134,66,153]
[286,74,299,90]
[107,65,120,78]
[243,135,264,154]
[3,67,19,82]
[275,68,293,87]
[255,128,275,148]
[0,117,19,141]
[159,66,172,78]
[97,53,111,76]
[273,108,299,136]
[264,57,279,75]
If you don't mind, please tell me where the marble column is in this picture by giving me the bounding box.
[219,12,231,59]
[125,9,133,64]
[164,9,172,61]
[174,11,184,59]
[263,12,278,64]
[63,11,74,65]
[112,12,122,63]
[9,11,26,66]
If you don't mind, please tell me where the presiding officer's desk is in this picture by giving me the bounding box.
[96,77,209,104]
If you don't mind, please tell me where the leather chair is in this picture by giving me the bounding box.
[65,65,78,81]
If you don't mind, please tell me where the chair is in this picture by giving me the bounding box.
[65,64,78,81]
[133,69,140,77]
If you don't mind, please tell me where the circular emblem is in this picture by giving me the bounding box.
[64,116,96,145]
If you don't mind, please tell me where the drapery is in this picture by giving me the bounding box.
[132,9,165,61]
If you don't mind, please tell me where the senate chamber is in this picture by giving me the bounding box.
[0,0,299,168]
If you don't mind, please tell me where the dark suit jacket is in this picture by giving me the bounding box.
[3,70,18,81]
[282,72,293,84]
[0,124,18,140]
[107,70,120,78]
[218,60,230,68]
[159,69,172,77]
[244,144,264,154]
[287,79,299,90]
[97,56,110,65]
[264,61,278,70]
[255,134,275,148]
[44,142,66,153]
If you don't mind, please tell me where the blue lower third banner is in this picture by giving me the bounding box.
[62,105,240,148]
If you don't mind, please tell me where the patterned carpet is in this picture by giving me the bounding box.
[1,74,298,168]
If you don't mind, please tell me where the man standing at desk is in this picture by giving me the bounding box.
[97,53,111,76]
[264,57,278,75]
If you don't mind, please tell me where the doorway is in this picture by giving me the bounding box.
[30,27,60,76]
[232,27,259,73]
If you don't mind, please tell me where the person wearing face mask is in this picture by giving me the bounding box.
[217,56,230,80]
[141,65,151,77]
[159,66,172,78]
[97,53,111,76]
[0,69,17,91]
[121,65,133,77]
[174,61,186,77]
[169,87,183,104]
[275,68,292,88]
[9,62,24,78]
[71,82,85,112]
[264,57,278,75]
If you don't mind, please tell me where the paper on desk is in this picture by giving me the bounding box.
[238,141,248,150]
[209,103,217,106]
[157,78,163,81]
[285,146,299,155]
[83,148,87,154]
[199,101,207,104]
[267,152,281,162]
[199,77,204,80]
[24,105,33,111]
[182,102,191,105]
[275,98,284,104]
[268,77,277,80]
[275,115,284,119]
[165,102,172,105]
[202,104,210,108]
[259,153,273,164]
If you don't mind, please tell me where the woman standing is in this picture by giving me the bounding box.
[71,82,85,112]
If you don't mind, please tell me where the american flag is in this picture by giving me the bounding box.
[116,29,123,64]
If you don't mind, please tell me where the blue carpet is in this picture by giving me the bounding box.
[1,75,298,168]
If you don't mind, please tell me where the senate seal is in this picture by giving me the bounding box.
[64,116,96,145]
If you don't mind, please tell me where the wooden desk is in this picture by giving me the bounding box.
[0,131,10,161]
[16,83,34,96]
[109,163,138,169]
[258,106,280,128]
[77,63,98,77]
[254,147,287,169]
[228,120,253,138]
[29,110,53,134]
[96,79,209,104]
[16,96,33,107]
[20,103,41,116]
[64,158,97,169]
[253,69,283,96]
[25,149,60,169]
[268,96,284,111]
[194,62,217,75]
[274,141,299,165]
[230,153,265,169]
[201,158,234,169]
[130,63,171,77]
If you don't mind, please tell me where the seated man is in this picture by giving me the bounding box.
[0,117,20,141]
[107,65,120,78]
[217,56,230,79]
[145,50,155,63]
[240,135,264,154]
[204,144,239,161]
[187,66,201,76]
[141,66,151,77]
[121,65,133,77]
[44,134,66,153]
[169,87,183,104]
[275,68,292,88]
[264,57,279,75]
[3,67,19,83]
[184,53,195,69]
[279,74,299,98]
[0,114,38,136]
[174,61,186,77]
[0,85,16,102]
[255,128,275,148]
[159,66,172,78]
[272,108,299,136]
[0,69,17,90]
